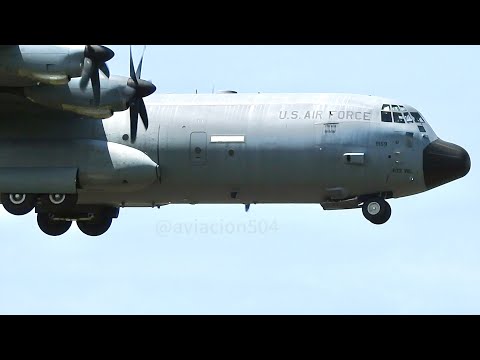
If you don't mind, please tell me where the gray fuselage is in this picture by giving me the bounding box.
[1,92,458,210]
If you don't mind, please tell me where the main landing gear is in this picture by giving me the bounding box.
[362,197,392,225]
[36,207,119,237]
[1,193,36,216]
[76,213,113,237]
[37,213,73,237]
[1,192,119,237]
[1,193,78,216]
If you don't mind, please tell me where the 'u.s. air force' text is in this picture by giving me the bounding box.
[279,110,371,121]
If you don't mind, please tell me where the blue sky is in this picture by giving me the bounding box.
[0,45,478,314]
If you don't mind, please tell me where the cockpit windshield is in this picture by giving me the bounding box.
[409,112,426,123]
[381,104,427,124]
[392,112,405,123]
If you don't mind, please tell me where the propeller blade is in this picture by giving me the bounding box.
[80,45,114,104]
[80,58,93,90]
[138,98,149,130]
[91,65,100,106]
[130,101,139,143]
[99,63,110,78]
[129,46,138,84]
[125,45,155,142]
[136,46,146,79]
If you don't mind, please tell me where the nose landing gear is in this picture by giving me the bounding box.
[362,197,392,225]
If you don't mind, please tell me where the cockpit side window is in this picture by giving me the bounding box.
[381,104,393,122]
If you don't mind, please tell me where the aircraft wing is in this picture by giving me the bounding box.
[0,93,85,122]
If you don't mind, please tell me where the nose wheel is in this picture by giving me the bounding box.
[362,197,392,225]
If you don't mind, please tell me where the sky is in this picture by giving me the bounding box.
[0,45,479,314]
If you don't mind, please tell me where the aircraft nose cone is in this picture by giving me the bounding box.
[423,139,471,190]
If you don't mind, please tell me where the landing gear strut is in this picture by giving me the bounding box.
[362,197,392,225]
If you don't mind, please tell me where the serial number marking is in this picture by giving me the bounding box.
[376,141,388,147]
[393,168,413,174]
[325,124,337,134]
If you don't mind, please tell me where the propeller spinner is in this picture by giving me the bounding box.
[127,46,156,143]
[79,45,115,106]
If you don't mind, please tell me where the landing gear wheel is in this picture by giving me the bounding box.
[77,215,113,237]
[37,213,72,236]
[39,193,78,211]
[362,197,392,225]
[1,193,36,216]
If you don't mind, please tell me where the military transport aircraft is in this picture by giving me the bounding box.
[0,45,471,237]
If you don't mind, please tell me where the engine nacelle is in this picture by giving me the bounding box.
[23,75,133,119]
[0,45,87,86]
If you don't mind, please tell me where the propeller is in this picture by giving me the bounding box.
[79,45,115,106]
[126,46,156,143]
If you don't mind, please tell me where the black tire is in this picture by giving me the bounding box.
[39,193,78,211]
[37,213,72,236]
[77,216,113,237]
[1,193,36,216]
[362,197,392,225]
